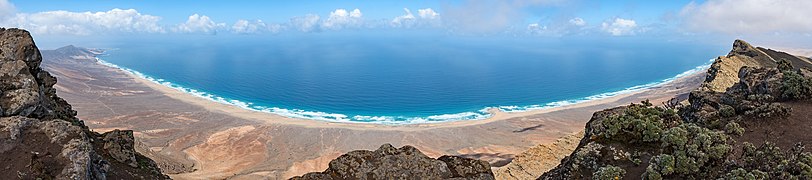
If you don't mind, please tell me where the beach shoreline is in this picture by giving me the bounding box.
[101,58,709,131]
[44,51,707,179]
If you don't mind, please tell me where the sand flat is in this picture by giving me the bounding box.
[42,55,704,179]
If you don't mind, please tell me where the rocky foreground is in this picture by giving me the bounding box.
[0,28,168,179]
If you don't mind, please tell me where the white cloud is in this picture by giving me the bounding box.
[526,23,546,34]
[173,14,225,34]
[417,8,439,19]
[290,14,320,32]
[1,8,164,35]
[391,8,416,27]
[391,8,442,28]
[601,18,637,36]
[680,0,812,34]
[321,8,363,30]
[0,0,15,18]
[569,17,586,26]
[231,19,282,34]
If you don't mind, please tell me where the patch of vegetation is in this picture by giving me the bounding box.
[644,123,732,179]
[724,121,744,136]
[598,101,680,144]
[781,70,812,100]
[732,142,812,179]
[719,104,736,118]
[593,165,626,180]
[743,103,790,118]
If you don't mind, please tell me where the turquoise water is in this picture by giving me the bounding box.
[97,34,724,124]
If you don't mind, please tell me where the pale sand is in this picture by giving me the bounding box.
[127,66,682,131]
[43,55,705,179]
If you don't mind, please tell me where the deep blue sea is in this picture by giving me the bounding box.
[96,34,726,124]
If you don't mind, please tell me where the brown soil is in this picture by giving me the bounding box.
[734,101,812,152]
[0,130,67,179]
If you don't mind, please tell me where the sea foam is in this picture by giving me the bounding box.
[96,56,713,125]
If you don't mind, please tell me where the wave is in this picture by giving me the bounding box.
[96,56,713,125]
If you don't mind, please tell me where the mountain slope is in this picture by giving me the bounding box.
[0,28,169,179]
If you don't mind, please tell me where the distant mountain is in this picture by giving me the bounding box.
[41,45,101,63]
[0,28,169,179]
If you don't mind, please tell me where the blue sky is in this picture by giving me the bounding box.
[1,0,811,49]
[9,0,692,25]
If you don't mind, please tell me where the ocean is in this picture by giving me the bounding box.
[96,34,725,124]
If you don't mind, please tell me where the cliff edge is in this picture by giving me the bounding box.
[0,28,169,179]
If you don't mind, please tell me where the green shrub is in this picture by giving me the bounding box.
[599,103,679,144]
[744,103,790,118]
[719,104,736,118]
[723,168,768,180]
[593,165,626,180]
[778,58,794,72]
[725,121,744,136]
[781,71,812,100]
[735,142,812,179]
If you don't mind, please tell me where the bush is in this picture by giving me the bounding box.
[725,121,744,136]
[744,103,790,118]
[719,104,736,118]
[593,165,626,180]
[781,71,812,100]
[723,168,768,180]
[599,103,679,144]
[736,142,812,179]
[647,124,731,178]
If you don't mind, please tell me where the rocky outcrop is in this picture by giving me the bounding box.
[0,28,168,179]
[292,144,494,180]
[702,40,777,92]
[702,39,812,93]
[494,131,583,180]
[537,40,812,179]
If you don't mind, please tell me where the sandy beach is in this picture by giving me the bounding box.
[42,54,705,179]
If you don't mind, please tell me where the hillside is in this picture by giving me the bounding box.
[538,40,812,179]
[0,28,169,179]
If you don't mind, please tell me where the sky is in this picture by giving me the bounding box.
[1,0,811,48]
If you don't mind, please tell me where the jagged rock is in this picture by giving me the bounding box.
[103,129,139,168]
[0,28,169,179]
[292,144,494,180]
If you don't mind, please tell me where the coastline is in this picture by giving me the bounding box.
[45,51,707,179]
[103,58,708,130]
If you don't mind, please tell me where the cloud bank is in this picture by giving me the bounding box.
[680,0,812,35]
[1,8,164,35]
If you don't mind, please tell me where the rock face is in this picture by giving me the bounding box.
[494,132,583,180]
[292,144,494,180]
[0,28,168,179]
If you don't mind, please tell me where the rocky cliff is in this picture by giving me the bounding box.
[292,144,495,180]
[0,28,168,179]
[537,40,812,179]
[702,39,812,92]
